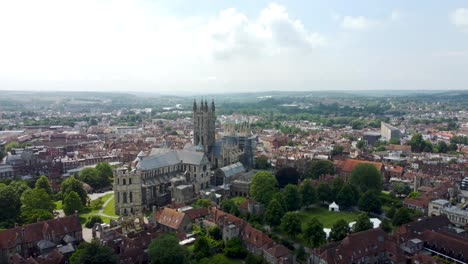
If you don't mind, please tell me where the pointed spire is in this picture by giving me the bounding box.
[211,98,215,112]
[204,99,208,112]
[193,98,197,112]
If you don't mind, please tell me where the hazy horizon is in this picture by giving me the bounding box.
[1,0,468,93]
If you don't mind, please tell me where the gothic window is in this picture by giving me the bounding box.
[129,192,133,203]
[123,192,127,203]
[123,179,126,185]
[129,178,132,184]
[117,178,119,185]
[117,192,120,203]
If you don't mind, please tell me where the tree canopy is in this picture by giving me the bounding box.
[70,240,118,264]
[358,191,382,214]
[304,160,335,179]
[21,188,55,223]
[148,234,192,264]
[304,217,326,247]
[349,164,383,193]
[0,184,21,228]
[353,213,373,233]
[63,191,84,216]
[275,167,300,188]
[61,177,87,205]
[329,219,350,242]
[281,212,302,238]
[264,196,285,226]
[317,182,332,204]
[300,179,316,207]
[282,184,301,211]
[35,176,53,195]
[249,171,278,205]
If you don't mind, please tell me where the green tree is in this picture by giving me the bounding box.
[9,181,30,197]
[148,234,192,264]
[250,171,278,205]
[336,184,358,209]
[353,213,373,232]
[275,167,300,188]
[96,162,113,187]
[304,160,335,179]
[85,215,103,228]
[408,133,424,152]
[223,237,247,259]
[358,191,382,214]
[300,179,316,207]
[356,140,366,150]
[61,177,87,205]
[392,182,411,197]
[70,240,118,264]
[331,145,344,156]
[264,197,285,226]
[220,199,239,216]
[193,199,211,208]
[282,184,301,211]
[63,191,83,216]
[21,188,55,223]
[388,138,400,145]
[79,168,100,189]
[0,185,21,227]
[208,226,222,240]
[392,208,414,226]
[317,182,332,204]
[380,218,392,233]
[281,212,302,238]
[35,176,53,195]
[255,156,270,170]
[349,164,383,193]
[304,217,326,247]
[329,219,350,242]
[386,206,396,219]
[331,177,345,201]
[436,141,448,153]
[5,141,19,152]
[194,236,211,260]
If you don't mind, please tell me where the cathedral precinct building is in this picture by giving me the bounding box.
[114,99,256,216]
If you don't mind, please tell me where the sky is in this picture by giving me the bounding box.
[0,0,467,94]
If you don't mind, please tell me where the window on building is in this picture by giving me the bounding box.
[129,178,132,184]
[123,179,126,185]
[129,192,133,203]
[123,192,127,203]
[117,192,120,203]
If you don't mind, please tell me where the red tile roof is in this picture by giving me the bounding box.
[338,159,383,173]
[0,215,81,250]
[153,208,187,230]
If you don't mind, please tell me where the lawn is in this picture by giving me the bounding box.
[80,194,118,225]
[297,206,360,228]
[103,196,116,216]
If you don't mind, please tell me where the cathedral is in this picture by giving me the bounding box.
[114,99,256,216]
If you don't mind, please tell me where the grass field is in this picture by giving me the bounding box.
[297,206,360,228]
[79,194,118,225]
[103,196,115,216]
[231,196,247,206]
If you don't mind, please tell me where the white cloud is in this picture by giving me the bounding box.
[208,3,326,60]
[341,16,372,30]
[450,8,468,31]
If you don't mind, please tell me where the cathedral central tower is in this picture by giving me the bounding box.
[193,99,216,154]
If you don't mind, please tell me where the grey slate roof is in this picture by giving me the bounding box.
[220,162,245,178]
[137,148,206,170]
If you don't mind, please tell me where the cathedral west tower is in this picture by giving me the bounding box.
[193,99,216,154]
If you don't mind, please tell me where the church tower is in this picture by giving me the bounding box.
[193,99,216,154]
